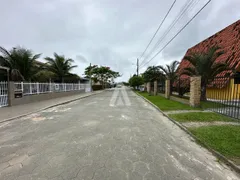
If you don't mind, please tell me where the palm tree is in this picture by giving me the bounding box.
[0,46,41,81]
[159,60,179,94]
[143,66,165,93]
[143,66,164,82]
[45,53,77,83]
[32,70,56,82]
[181,46,227,101]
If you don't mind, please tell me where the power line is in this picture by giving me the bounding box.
[140,0,198,65]
[141,0,211,68]
[140,0,211,69]
[138,0,176,61]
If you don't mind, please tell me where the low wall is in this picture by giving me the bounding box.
[158,92,189,105]
[169,95,189,105]
[158,93,165,97]
[8,82,86,106]
[11,90,85,106]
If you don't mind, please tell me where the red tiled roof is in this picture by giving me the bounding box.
[177,19,240,88]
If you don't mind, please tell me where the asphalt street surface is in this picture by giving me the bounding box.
[0,87,239,180]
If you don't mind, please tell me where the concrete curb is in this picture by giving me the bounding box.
[0,91,103,124]
[134,91,240,174]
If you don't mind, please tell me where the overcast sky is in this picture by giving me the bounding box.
[0,0,239,82]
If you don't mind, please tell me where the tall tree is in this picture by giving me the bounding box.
[129,75,144,89]
[181,46,227,101]
[159,60,179,94]
[143,66,164,82]
[0,46,41,81]
[84,64,98,79]
[32,70,55,82]
[45,53,77,83]
[84,65,120,88]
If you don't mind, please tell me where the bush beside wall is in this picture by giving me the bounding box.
[92,85,103,91]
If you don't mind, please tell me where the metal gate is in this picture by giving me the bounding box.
[0,82,8,107]
[158,79,165,94]
[206,74,240,120]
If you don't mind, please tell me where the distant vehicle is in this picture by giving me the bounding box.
[116,84,122,88]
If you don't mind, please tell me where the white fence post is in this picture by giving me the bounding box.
[29,83,32,94]
[37,82,39,94]
[21,82,23,92]
[49,81,52,92]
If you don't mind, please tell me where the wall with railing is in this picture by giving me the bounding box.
[14,82,90,96]
[5,81,91,106]
[0,81,8,107]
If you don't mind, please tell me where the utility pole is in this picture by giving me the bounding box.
[89,63,92,92]
[137,58,139,76]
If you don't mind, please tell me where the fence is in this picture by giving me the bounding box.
[172,76,190,97]
[158,80,165,94]
[206,75,240,120]
[0,82,8,107]
[14,82,90,96]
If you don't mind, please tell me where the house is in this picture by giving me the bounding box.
[177,19,240,100]
[80,78,90,84]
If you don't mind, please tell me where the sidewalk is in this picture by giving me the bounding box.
[0,91,102,123]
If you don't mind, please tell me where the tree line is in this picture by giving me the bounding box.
[0,46,120,86]
[84,65,120,88]
[0,46,79,83]
[129,46,230,101]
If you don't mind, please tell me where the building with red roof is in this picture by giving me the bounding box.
[177,19,240,100]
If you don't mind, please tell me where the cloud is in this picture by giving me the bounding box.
[0,0,239,82]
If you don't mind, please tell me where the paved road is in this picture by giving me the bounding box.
[0,87,239,180]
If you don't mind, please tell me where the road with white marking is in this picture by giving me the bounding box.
[0,87,239,179]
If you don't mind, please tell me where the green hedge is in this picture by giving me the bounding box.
[92,85,103,91]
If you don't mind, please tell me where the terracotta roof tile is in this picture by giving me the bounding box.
[177,19,240,87]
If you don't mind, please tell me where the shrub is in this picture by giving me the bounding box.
[92,85,103,91]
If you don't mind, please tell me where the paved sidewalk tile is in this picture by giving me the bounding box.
[0,91,102,122]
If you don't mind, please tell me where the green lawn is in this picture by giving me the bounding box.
[169,112,236,122]
[189,126,240,164]
[137,92,196,111]
[136,91,240,164]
